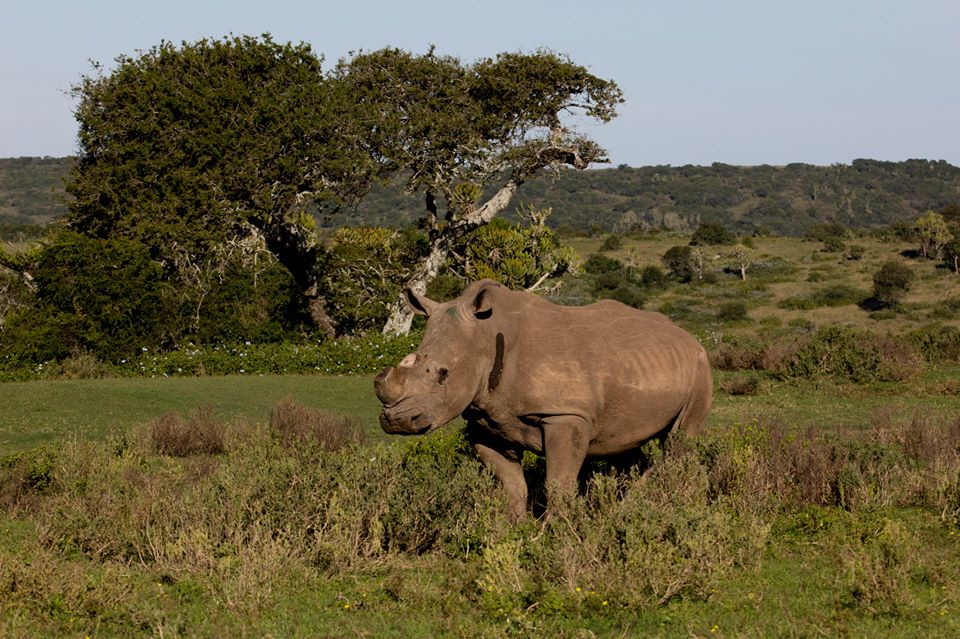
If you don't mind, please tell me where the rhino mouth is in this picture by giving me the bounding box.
[379,405,437,435]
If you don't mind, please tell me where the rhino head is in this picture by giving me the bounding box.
[374,280,502,435]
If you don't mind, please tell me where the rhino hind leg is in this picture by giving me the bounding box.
[676,357,713,436]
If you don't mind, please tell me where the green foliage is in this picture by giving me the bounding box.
[821,235,846,253]
[661,245,694,282]
[872,260,914,308]
[638,264,668,289]
[11,158,960,239]
[804,222,849,243]
[771,326,920,383]
[914,210,953,259]
[778,284,868,310]
[67,35,362,299]
[716,301,749,322]
[909,324,960,364]
[582,253,624,275]
[324,227,426,334]
[598,234,623,251]
[690,222,735,246]
[453,216,576,291]
[2,232,169,361]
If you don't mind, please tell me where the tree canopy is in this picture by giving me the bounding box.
[63,36,623,335]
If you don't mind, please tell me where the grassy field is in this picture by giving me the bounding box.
[0,375,381,452]
[3,370,960,636]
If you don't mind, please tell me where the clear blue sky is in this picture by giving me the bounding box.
[2,0,958,166]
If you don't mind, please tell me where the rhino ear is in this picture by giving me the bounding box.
[472,282,500,319]
[405,289,439,316]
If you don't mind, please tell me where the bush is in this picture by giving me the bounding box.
[719,374,760,396]
[661,245,694,282]
[804,222,848,243]
[598,234,622,252]
[148,406,228,456]
[716,301,748,322]
[872,261,914,308]
[822,235,845,253]
[639,265,668,289]
[2,232,170,362]
[846,245,865,260]
[910,324,960,364]
[269,397,364,451]
[582,253,624,275]
[690,222,735,246]
[768,326,921,383]
[778,285,868,310]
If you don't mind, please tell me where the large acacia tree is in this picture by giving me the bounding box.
[67,36,622,335]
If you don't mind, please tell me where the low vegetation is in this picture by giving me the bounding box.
[2,397,959,636]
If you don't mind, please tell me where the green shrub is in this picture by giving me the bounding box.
[910,324,960,364]
[716,301,748,322]
[822,235,845,253]
[872,260,914,308]
[582,253,624,275]
[598,234,622,252]
[804,222,849,243]
[690,222,735,246]
[639,265,668,289]
[2,232,170,362]
[778,284,867,310]
[661,245,694,282]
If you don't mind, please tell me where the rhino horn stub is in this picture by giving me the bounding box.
[374,367,402,405]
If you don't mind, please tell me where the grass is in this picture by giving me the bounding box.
[5,368,960,453]
[0,374,382,452]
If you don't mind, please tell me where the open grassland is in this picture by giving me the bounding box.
[567,233,960,335]
[3,372,960,636]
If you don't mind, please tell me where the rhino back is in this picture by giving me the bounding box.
[494,297,707,451]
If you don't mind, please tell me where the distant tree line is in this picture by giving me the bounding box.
[4,157,960,240]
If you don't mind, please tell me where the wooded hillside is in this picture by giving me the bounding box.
[3,157,959,236]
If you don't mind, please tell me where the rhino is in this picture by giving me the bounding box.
[374,279,712,520]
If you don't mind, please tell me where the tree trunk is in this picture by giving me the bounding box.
[382,179,520,335]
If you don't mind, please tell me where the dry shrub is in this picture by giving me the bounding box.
[149,406,227,456]
[710,340,765,371]
[39,351,113,380]
[719,374,760,396]
[763,327,921,383]
[269,397,364,451]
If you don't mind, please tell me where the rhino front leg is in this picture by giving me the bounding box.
[468,430,528,522]
[541,415,591,509]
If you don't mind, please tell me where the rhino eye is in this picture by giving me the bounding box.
[437,368,449,384]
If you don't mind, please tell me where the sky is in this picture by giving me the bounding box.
[2,0,958,167]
